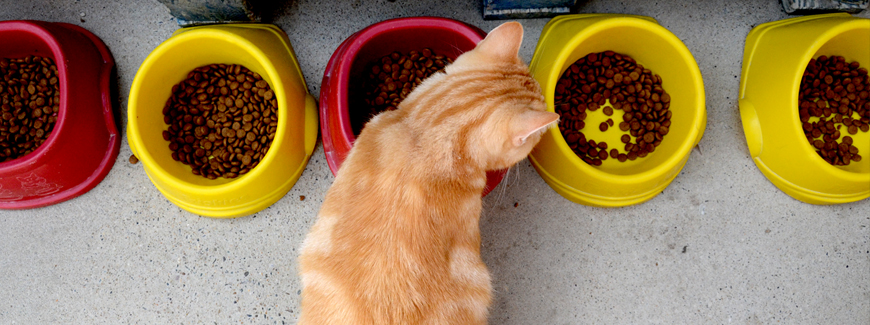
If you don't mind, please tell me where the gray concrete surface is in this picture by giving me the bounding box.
[1,0,869,324]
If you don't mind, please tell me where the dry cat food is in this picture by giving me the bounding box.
[163,64,278,179]
[352,48,453,135]
[0,55,60,162]
[555,51,672,166]
[799,55,869,166]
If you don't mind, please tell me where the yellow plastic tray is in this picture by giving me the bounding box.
[528,14,706,207]
[127,24,318,217]
[739,13,870,204]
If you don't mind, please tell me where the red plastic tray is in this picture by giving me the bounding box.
[0,21,119,209]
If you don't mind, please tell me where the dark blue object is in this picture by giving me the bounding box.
[157,0,280,26]
[482,0,577,20]
[781,0,868,14]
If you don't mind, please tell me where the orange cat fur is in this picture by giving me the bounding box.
[298,22,559,325]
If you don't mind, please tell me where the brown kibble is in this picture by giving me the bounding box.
[162,64,276,178]
[355,49,454,135]
[659,126,669,135]
[610,149,618,159]
[556,51,670,164]
[842,136,853,145]
[129,154,139,164]
[588,53,598,62]
[587,148,598,157]
[0,55,60,162]
[660,93,670,103]
[800,55,868,166]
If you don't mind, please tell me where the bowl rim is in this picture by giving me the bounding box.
[541,17,706,184]
[0,20,69,172]
[127,25,290,195]
[788,20,870,177]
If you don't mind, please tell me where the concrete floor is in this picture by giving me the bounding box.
[1,0,869,323]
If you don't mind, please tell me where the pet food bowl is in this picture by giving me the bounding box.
[127,24,318,218]
[319,17,506,196]
[0,20,119,209]
[739,13,870,204]
[528,14,706,207]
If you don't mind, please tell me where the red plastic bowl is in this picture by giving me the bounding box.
[0,21,119,209]
[319,17,506,196]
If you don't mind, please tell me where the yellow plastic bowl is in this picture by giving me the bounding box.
[739,13,870,204]
[127,24,318,217]
[528,14,706,207]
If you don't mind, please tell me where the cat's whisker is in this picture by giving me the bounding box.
[492,166,513,206]
[502,167,514,202]
[445,42,464,57]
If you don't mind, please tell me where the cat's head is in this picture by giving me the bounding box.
[404,22,559,171]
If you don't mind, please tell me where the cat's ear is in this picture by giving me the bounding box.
[512,110,560,146]
[475,21,524,61]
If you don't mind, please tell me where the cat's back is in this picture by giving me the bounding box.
[299,109,486,325]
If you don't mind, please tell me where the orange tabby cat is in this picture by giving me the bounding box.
[298,22,558,325]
